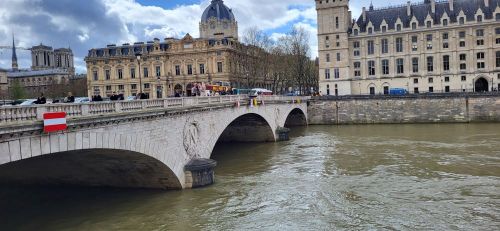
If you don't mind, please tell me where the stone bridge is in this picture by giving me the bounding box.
[0,96,308,189]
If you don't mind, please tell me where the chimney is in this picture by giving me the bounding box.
[449,0,454,11]
[485,0,489,7]
[362,7,366,22]
[431,0,435,14]
[407,1,411,16]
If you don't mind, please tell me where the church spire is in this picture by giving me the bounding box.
[12,34,18,71]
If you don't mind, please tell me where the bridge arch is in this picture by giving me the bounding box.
[0,148,182,189]
[284,108,308,127]
[217,113,275,143]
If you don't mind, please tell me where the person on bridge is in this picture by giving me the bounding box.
[66,92,75,103]
[35,93,46,104]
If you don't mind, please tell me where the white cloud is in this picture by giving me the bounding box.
[0,0,414,73]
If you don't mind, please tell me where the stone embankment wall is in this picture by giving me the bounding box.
[308,93,500,125]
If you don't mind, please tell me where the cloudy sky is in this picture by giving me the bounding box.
[0,0,411,74]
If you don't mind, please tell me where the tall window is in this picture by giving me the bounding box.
[130,68,136,79]
[496,51,500,68]
[155,66,161,77]
[334,68,340,79]
[367,40,374,55]
[335,17,339,29]
[396,37,403,52]
[105,70,110,80]
[353,41,360,56]
[443,55,450,71]
[118,69,123,79]
[326,53,330,62]
[175,65,180,75]
[412,58,419,73]
[427,56,434,72]
[199,64,205,74]
[336,53,341,61]
[396,58,404,74]
[412,22,417,30]
[381,39,388,54]
[382,59,389,75]
[93,71,98,81]
[354,62,361,77]
[325,69,330,79]
[143,67,149,77]
[477,52,485,69]
[217,62,223,73]
[411,36,418,51]
[187,64,193,75]
[368,60,376,76]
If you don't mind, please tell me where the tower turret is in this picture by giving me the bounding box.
[199,0,238,40]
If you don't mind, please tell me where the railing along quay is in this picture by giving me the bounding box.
[0,95,310,124]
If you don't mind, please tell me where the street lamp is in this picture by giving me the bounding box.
[136,53,142,94]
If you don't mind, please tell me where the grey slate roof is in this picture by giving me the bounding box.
[355,0,500,32]
[201,0,235,22]
[7,69,70,78]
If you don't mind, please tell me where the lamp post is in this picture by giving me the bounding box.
[136,53,142,94]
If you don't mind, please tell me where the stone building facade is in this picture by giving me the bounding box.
[85,0,267,98]
[317,0,500,96]
[6,38,76,98]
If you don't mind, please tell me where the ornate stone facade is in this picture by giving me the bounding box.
[85,0,267,99]
[317,0,500,95]
[7,39,76,98]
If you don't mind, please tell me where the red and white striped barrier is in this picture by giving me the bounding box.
[43,112,67,133]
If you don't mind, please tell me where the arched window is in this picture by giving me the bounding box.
[382,26,387,33]
[353,29,358,36]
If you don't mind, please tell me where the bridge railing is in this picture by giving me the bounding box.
[0,95,309,124]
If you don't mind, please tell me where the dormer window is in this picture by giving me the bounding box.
[412,22,417,30]
[382,26,387,33]
[396,24,402,31]
[353,29,358,36]
[368,27,373,34]
[459,17,465,25]
[442,19,448,26]
[426,21,432,28]
[477,15,483,22]
[496,13,500,21]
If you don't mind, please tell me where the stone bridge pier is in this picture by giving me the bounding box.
[0,96,308,189]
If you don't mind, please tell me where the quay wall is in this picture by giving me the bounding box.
[308,93,500,125]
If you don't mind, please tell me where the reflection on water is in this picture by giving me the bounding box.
[1,124,499,230]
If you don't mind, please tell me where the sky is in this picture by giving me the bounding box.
[0,0,412,74]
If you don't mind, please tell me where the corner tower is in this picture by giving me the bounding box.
[316,0,351,96]
[199,0,238,40]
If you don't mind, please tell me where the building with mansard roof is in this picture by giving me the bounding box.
[85,0,269,99]
[317,0,500,95]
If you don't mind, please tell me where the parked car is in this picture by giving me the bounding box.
[126,96,137,101]
[19,99,37,106]
[74,97,90,103]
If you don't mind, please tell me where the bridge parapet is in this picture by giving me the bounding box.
[0,95,310,124]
